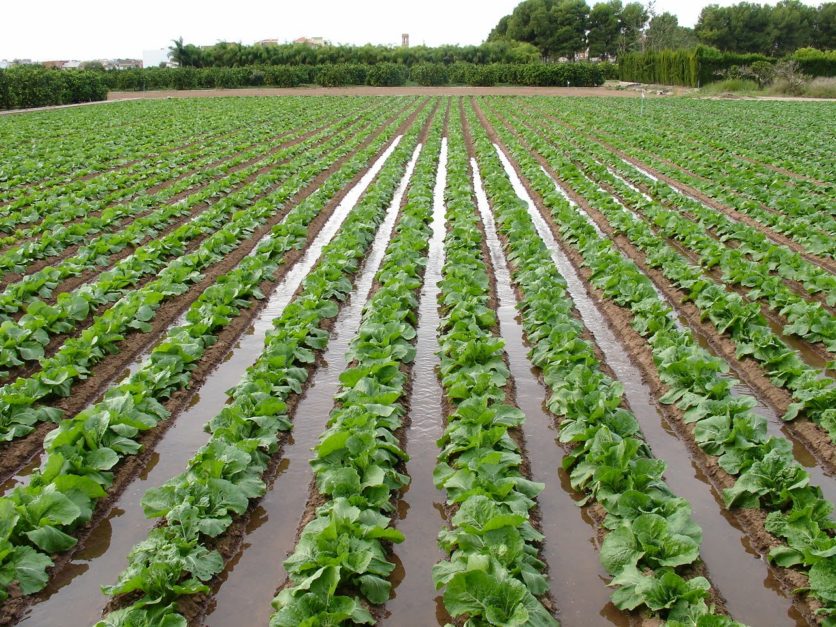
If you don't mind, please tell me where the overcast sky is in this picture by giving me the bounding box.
[0,0,825,61]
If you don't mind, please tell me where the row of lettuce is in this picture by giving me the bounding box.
[0,104,369,376]
[544,98,835,261]
[0,99,282,197]
[0,100,415,442]
[505,101,836,440]
[428,108,557,625]
[271,105,445,625]
[0,101,422,603]
[95,101,436,626]
[465,100,737,625]
[480,97,835,619]
[0,99,332,240]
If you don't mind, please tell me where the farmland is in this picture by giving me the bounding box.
[0,94,833,627]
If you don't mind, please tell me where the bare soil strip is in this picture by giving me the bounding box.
[477,103,824,625]
[9,103,426,627]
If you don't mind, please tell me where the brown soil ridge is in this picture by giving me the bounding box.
[0,98,429,627]
[475,100,824,625]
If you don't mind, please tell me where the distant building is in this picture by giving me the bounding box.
[64,60,82,69]
[143,48,176,68]
[402,33,409,48]
[0,60,8,69]
[42,60,68,69]
[293,36,325,47]
[256,39,280,46]
[100,58,142,70]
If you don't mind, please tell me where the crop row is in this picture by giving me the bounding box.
[0,101,379,377]
[0,101,366,323]
[0,101,423,606]
[272,105,444,625]
[546,104,836,260]
[494,101,836,443]
[593,98,833,197]
[535,99,836,247]
[481,99,836,619]
[96,105,432,627]
[430,106,557,626]
[0,100,352,278]
[0,99,288,205]
[522,113,836,310]
[466,100,736,625]
[0,98,420,442]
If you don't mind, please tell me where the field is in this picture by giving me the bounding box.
[0,94,833,627]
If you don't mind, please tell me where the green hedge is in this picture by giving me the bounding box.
[102,62,605,90]
[619,46,836,87]
[0,67,108,110]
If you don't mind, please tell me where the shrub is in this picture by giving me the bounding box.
[366,63,408,87]
[409,63,448,86]
[0,67,108,110]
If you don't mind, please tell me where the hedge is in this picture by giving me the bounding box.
[0,60,606,108]
[619,46,836,87]
[0,67,108,110]
[103,62,605,90]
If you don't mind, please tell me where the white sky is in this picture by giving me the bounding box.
[0,0,825,61]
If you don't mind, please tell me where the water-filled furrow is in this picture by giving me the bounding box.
[538,164,686,331]
[494,143,800,627]
[202,143,422,627]
[473,158,619,626]
[15,138,405,627]
[382,139,450,626]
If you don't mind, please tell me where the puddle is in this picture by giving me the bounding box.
[383,139,449,626]
[202,142,422,627]
[493,145,800,627]
[16,137,405,627]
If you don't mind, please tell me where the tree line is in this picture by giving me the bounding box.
[168,39,543,68]
[488,0,835,60]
